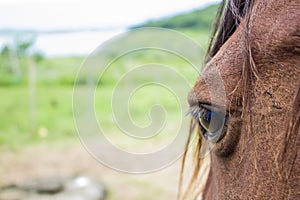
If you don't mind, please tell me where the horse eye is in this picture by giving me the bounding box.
[198,106,225,143]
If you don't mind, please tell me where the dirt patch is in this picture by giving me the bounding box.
[0,141,181,200]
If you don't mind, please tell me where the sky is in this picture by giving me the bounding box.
[0,0,221,56]
[0,0,220,30]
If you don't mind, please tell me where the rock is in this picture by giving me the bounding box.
[0,176,106,200]
[16,176,64,194]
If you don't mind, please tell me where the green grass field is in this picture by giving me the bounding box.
[0,28,209,150]
[0,86,76,148]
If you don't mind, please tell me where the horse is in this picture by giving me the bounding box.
[178,0,300,199]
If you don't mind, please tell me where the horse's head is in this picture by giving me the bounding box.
[182,0,300,199]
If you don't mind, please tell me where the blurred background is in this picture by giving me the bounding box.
[0,0,220,199]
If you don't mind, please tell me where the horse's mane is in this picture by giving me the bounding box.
[205,0,252,63]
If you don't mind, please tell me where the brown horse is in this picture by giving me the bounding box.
[179,0,300,199]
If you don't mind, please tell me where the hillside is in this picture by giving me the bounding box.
[132,3,219,30]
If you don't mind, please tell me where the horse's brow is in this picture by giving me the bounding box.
[187,89,211,108]
[187,90,199,107]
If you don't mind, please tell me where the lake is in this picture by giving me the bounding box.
[0,29,126,57]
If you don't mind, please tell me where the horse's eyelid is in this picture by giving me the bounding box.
[200,104,227,114]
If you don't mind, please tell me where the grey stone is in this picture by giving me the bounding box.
[16,176,64,194]
[0,176,106,200]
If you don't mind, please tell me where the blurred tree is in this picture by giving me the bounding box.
[1,45,9,55]
[0,35,44,84]
[0,34,44,133]
[13,35,41,134]
[1,43,21,80]
[14,35,44,62]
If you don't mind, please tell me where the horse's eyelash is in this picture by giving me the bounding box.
[187,104,227,120]
[187,106,205,120]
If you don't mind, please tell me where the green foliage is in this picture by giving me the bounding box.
[0,35,45,87]
[132,4,219,30]
[16,40,33,56]
[1,45,10,56]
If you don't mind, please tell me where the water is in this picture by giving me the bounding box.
[0,29,126,57]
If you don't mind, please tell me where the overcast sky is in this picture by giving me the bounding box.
[0,0,220,30]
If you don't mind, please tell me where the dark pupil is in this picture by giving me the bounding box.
[200,110,212,130]
[203,110,212,121]
[199,109,221,134]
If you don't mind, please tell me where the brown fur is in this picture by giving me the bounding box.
[180,0,300,199]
